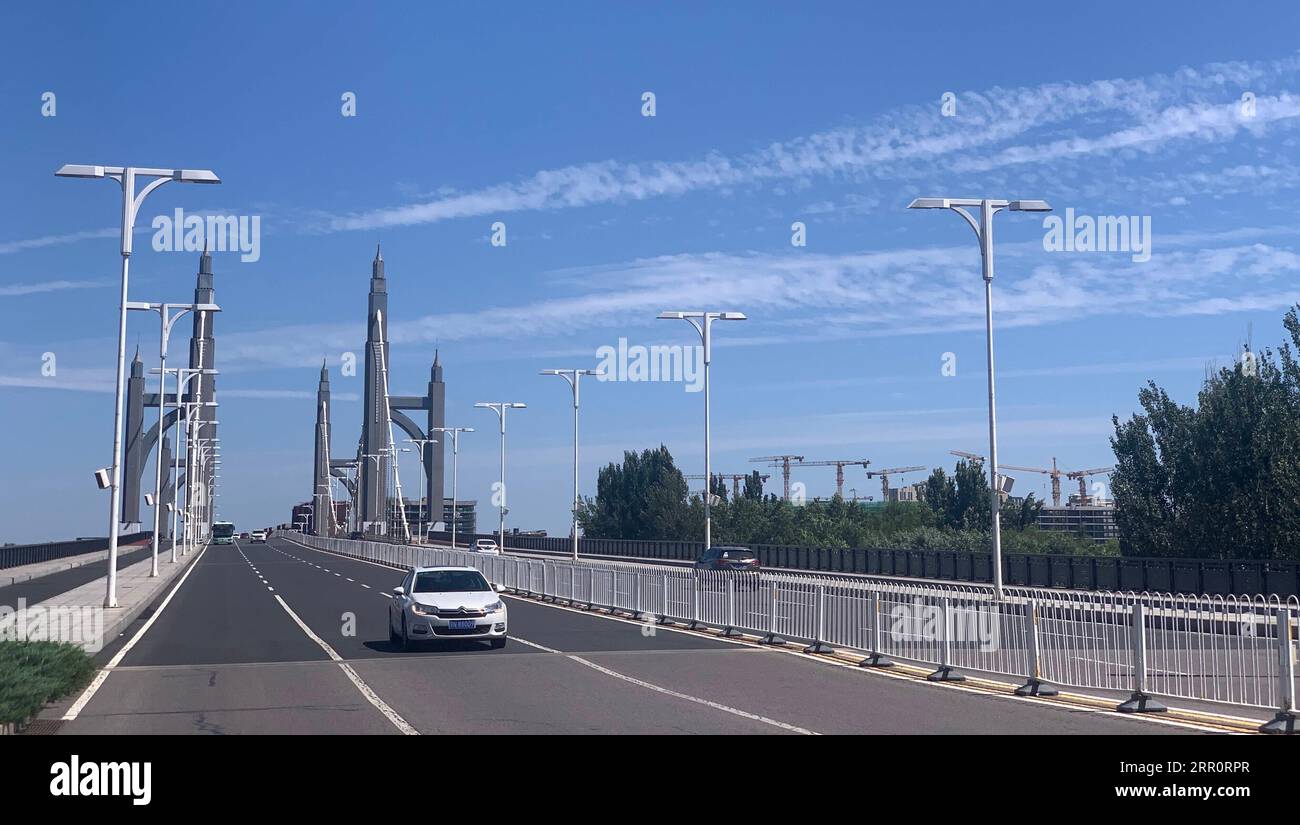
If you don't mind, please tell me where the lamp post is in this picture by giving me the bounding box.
[55,163,220,607]
[134,303,220,576]
[475,403,526,552]
[431,427,473,549]
[540,369,602,560]
[404,437,439,541]
[150,366,215,562]
[656,311,746,551]
[907,197,1052,601]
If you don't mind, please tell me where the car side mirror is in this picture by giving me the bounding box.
[492,583,505,593]
[393,586,405,596]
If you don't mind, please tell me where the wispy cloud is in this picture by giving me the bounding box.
[0,228,118,255]
[0,279,107,297]
[321,55,1300,232]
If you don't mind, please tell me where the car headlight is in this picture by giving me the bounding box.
[484,600,503,612]
[411,602,438,616]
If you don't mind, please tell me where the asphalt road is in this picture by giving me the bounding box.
[51,535,1192,734]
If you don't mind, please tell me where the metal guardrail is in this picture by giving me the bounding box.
[0,532,152,571]
[416,530,1300,597]
[303,533,1299,730]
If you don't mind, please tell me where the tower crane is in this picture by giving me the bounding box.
[1067,467,1113,503]
[750,455,805,501]
[1000,457,1063,506]
[796,458,871,498]
[998,458,1114,506]
[864,465,925,499]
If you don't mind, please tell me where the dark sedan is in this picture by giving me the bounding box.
[694,545,760,571]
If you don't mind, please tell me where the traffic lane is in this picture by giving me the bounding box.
[348,648,788,734]
[268,536,743,656]
[0,544,155,608]
[117,541,327,667]
[59,662,400,735]
[571,637,1190,735]
[240,538,523,660]
[266,538,801,732]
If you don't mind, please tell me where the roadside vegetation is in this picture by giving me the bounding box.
[578,446,1115,556]
[0,641,96,726]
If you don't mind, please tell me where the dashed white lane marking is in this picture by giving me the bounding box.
[63,544,211,721]
[272,594,418,735]
[361,584,371,589]
[508,635,817,735]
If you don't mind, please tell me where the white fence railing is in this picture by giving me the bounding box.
[297,534,1299,729]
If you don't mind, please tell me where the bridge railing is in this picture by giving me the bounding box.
[415,529,1300,598]
[0,532,152,571]
[300,533,1298,726]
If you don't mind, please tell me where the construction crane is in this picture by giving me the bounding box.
[1067,466,1113,503]
[797,458,871,498]
[999,458,1114,506]
[864,466,925,499]
[684,472,770,499]
[750,455,805,501]
[1000,457,1064,506]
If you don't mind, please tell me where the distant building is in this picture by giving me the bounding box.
[886,484,922,503]
[386,498,476,537]
[1036,503,1119,543]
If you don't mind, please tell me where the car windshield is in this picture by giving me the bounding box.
[413,570,491,593]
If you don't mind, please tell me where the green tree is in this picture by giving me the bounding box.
[1110,307,1300,560]
[577,445,691,540]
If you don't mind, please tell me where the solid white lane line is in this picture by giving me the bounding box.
[508,635,817,735]
[271,594,418,735]
[63,544,210,721]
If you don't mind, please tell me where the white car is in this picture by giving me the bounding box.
[389,566,508,650]
[250,530,267,543]
[472,538,500,555]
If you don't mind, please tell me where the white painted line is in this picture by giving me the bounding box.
[380,592,392,599]
[346,578,354,582]
[63,544,210,721]
[272,594,418,735]
[508,635,817,735]
[361,583,371,589]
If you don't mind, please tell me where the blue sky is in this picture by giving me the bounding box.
[4,2,1300,541]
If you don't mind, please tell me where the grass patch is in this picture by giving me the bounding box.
[0,641,97,725]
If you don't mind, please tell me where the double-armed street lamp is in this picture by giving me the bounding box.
[475,403,526,552]
[56,163,220,607]
[907,197,1052,601]
[431,427,473,549]
[134,304,220,575]
[656,311,746,551]
[540,369,603,560]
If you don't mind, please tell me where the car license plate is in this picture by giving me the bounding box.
[449,619,476,630]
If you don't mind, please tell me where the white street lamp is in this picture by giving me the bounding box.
[133,303,220,576]
[431,427,473,549]
[56,164,220,608]
[404,437,439,541]
[475,403,526,552]
[657,311,746,550]
[908,197,1051,601]
[541,369,603,560]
